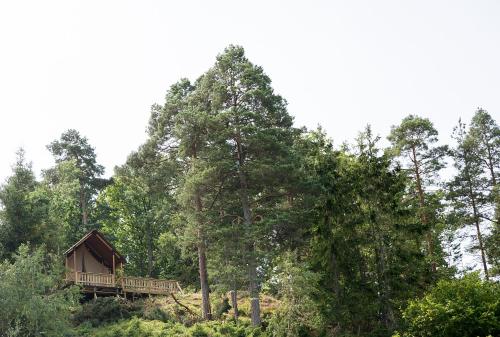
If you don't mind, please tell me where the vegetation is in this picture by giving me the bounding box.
[0,46,498,336]
[0,245,80,337]
[395,273,500,337]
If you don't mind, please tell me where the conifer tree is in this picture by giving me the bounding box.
[47,129,106,239]
[388,115,448,273]
[194,45,297,325]
[147,79,215,320]
[0,149,46,258]
[468,109,499,189]
[448,120,490,278]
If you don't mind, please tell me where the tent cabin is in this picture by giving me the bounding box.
[64,230,125,291]
[64,230,182,296]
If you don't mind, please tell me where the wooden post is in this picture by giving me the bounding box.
[73,250,77,282]
[112,253,116,286]
[65,257,68,281]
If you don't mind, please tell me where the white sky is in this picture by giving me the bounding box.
[1,0,499,182]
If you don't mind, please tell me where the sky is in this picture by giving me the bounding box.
[0,0,499,182]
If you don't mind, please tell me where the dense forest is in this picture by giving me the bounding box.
[0,46,499,337]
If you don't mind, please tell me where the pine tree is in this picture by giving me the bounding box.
[147,79,215,320]
[448,119,490,279]
[194,45,298,325]
[468,109,499,189]
[388,115,448,273]
[47,129,106,239]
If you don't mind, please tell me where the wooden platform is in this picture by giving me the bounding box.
[68,271,182,296]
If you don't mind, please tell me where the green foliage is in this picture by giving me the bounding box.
[267,251,325,337]
[468,108,499,188]
[388,115,449,274]
[47,129,107,239]
[447,119,491,278]
[0,244,80,337]
[485,191,500,276]
[395,273,500,337]
[141,301,172,323]
[304,127,436,336]
[40,160,82,250]
[73,297,141,327]
[467,109,499,277]
[0,150,47,258]
[156,231,199,287]
[213,297,232,319]
[1,46,498,337]
[74,317,263,337]
[99,144,177,277]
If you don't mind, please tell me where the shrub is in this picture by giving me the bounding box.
[395,273,500,337]
[73,297,141,326]
[0,244,80,337]
[214,297,232,319]
[74,318,264,337]
[141,299,172,322]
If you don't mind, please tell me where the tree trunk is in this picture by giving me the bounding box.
[373,227,394,328]
[191,145,212,320]
[330,242,341,298]
[235,138,261,326]
[145,222,153,277]
[230,289,239,320]
[469,187,490,280]
[464,145,490,280]
[412,146,436,272]
[240,188,261,326]
[195,191,212,320]
[485,141,497,187]
[80,185,88,226]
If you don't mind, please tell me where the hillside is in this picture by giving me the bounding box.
[72,292,280,337]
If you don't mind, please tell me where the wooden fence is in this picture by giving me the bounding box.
[75,272,115,287]
[69,272,182,295]
[121,276,182,295]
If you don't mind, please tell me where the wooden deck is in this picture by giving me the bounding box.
[70,271,182,296]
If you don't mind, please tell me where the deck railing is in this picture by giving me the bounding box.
[68,271,182,295]
[75,271,115,287]
[120,276,182,294]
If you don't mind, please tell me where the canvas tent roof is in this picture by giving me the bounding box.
[64,230,126,266]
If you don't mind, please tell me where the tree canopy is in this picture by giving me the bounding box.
[0,47,498,337]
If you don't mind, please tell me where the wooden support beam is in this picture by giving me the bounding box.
[73,250,77,282]
[65,257,68,281]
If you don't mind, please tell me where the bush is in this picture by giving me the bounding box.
[214,297,232,319]
[395,273,500,337]
[0,244,80,337]
[74,318,263,337]
[73,297,141,327]
[141,299,172,322]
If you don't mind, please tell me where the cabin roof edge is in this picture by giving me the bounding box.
[63,229,126,263]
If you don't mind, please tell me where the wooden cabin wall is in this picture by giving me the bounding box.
[66,245,111,275]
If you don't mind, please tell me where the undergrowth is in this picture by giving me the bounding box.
[73,317,264,337]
